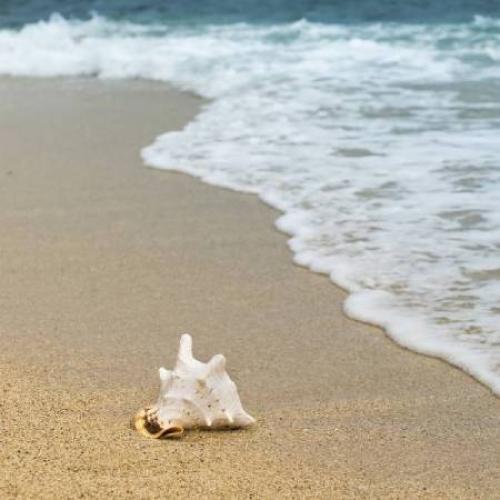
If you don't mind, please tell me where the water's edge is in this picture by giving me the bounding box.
[142,133,500,397]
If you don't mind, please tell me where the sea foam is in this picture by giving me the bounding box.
[1,14,500,394]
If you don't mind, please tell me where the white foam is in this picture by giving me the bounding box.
[2,14,500,395]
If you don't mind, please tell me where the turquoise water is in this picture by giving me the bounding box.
[1,0,500,26]
[1,2,500,394]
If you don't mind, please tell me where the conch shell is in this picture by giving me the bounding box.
[133,334,255,438]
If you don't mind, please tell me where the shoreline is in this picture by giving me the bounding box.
[0,77,499,498]
[142,101,500,400]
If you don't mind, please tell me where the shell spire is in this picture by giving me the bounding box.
[206,354,226,376]
[178,334,193,362]
[133,334,255,439]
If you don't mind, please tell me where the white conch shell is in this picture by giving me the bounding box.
[133,334,255,438]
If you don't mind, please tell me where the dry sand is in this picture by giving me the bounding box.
[0,77,498,499]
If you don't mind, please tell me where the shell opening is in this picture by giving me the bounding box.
[133,407,184,439]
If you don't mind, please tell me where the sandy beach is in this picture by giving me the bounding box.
[0,77,499,498]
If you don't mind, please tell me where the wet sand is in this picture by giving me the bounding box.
[0,77,498,499]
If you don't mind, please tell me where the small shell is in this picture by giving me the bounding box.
[133,334,255,439]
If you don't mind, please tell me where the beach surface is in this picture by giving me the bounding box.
[0,77,498,499]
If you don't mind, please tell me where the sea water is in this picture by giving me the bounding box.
[1,1,500,394]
